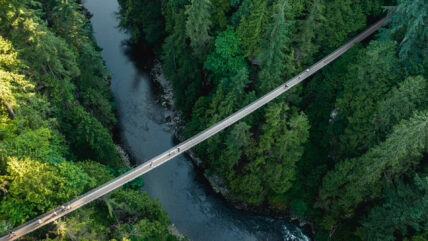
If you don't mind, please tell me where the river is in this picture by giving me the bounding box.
[83,1,309,240]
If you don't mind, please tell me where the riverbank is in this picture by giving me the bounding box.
[149,60,315,237]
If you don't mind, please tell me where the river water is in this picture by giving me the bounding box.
[84,1,309,240]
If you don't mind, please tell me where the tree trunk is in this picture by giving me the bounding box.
[3,100,15,119]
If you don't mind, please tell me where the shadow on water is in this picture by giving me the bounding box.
[121,38,167,97]
[83,0,311,240]
[122,39,156,73]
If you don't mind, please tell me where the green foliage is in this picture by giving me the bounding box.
[111,188,170,227]
[0,157,93,225]
[0,128,65,164]
[0,1,183,240]
[380,0,428,64]
[160,7,202,115]
[204,27,247,80]
[49,189,180,241]
[216,122,252,173]
[75,42,117,128]
[237,0,270,58]
[290,199,308,218]
[258,0,295,94]
[185,0,213,56]
[127,219,169,240]
[315,0,367,51]
[256,103,309,194]
[362,175,428,241]
[77,160,116,187]
[61,105,121,168]
[294,0,325,65]
[229,103,309,204]
[211,0,230,31]
[118,0,165,44]
[334,40,400,157]
[230,171,265,204]
[120,0,428,239]
[50,208,111,241]
[368,75,427,146]
[0,0,120,169]
[319,110,428,221]
[46,188,175,240]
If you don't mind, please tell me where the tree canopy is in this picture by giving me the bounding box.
[118,0,427,239]
[4,0,424,239]
[0,1,183,240]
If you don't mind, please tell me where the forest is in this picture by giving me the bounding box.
[0,0,182,240]
[117,0,428,240]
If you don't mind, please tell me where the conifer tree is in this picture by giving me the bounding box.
[368,75,427,146]
[258,0,295,95]
[380,0,428,63]
[362,175,428,241]
[315,0,366,50]
[204,27,246,80]
[294,0,326,64]
[319,110,428,222]
[211,0,230,31]
[237,0,270,58]
[185,0,213,56]
[335,40,399,157]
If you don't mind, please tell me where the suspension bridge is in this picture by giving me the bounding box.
[1,16,388,240]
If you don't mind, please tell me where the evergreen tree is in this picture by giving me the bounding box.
[258,0,295,95]
[319,110,428,223]
[237,0,270,58]
[368,75,427,146]
[0,1,181,239]
[257,103,309,195]
[334,40,400,157]
[230,103,309,203]
[161,8,202,115]
[211,0,230,31]
[204,27,247,81]
[315,0,367,50]
[380,0,428,64]
[61,105,121,168]
[185,0,213,56]
[215,122,252,174]
[362,175,428,241]
[229,171,265,204]
[294,0,326,65]
[117,0,428,239]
